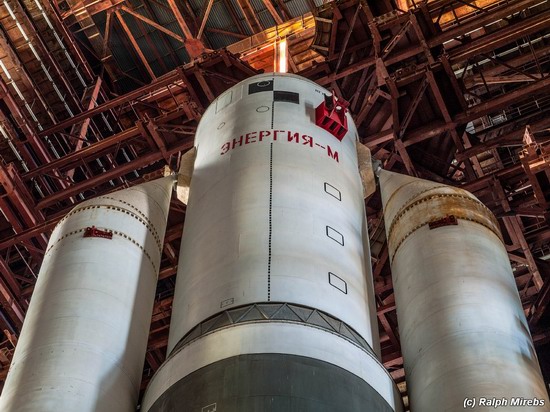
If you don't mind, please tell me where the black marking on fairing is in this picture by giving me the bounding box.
[274,90,299,104]
[248,80,274,94]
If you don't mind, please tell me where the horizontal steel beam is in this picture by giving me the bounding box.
[37,72,183,137]
[36,139,193,209]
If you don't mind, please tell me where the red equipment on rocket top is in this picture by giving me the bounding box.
[315,91,349,141]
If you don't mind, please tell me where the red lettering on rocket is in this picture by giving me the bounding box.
[220,130,340,163]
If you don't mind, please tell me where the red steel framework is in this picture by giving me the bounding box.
[0,0,549,406]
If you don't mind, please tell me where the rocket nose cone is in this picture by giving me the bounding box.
[131,175,176,208]
[107,175,176,222]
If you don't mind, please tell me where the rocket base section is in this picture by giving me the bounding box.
[142,322,403,412]
[148,354,394,412]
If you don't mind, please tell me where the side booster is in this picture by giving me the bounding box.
[379,170,549,412]
[0,177,174,412]
[142,74,403,411]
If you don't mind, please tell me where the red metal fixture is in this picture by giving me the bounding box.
[83,226,113,239]
[429,215,458,230]
[315,92,349,141]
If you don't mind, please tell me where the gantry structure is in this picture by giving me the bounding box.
[0,0,549,408]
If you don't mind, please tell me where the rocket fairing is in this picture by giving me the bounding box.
[379,170,550,412]
[142,74,402,411]
[0,177,175,412]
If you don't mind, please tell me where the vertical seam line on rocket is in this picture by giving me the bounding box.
[268,79,274,301]
[268,142,273,301]
[270,98,275,129]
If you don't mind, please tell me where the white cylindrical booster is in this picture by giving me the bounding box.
[379,170,549,412]
[0,177,174,412]
[142,73,402,412]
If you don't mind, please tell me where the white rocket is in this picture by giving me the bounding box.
[142,73,402,411]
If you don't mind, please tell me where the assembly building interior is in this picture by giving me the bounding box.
[0,0,549,410]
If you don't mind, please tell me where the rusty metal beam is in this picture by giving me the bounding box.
[197,0,216,39]
[114,10,156,79]
[455,76,550,124]
[0,219,60,252]
[523,269,548,305]
[378,312,400,352]
[10,0,82,109]
[448,9,550,64]
[236,0,263,34]
[335,2,362,74]
[260,0,284,25]
[63,0,123,83]
[0,164,43,227]
[70,78,103,150]
[503,216,544,292]
[120,5,185,43]
[37,71,183,137]
[206,27,247,39]
[36,139,193,210]
[399,75,550,147]
[430,0,536,44]
[456,117,550,161]
[24,127,140,180]
[102,9,114,60]
[400,77,428,139]
[221,0,248,35]
[0,258,24,329]
[166,0,194,39]
[425,69,467,158]
[39,0,95,83]
[0,78,52,165]
[311,1,548,87]
[0,26,56,126]
[143,121,169,163]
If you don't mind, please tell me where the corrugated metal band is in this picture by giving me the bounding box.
[385,184,448,232]
[44,227,158,273]
[171,302,375,356]
[99,195,159,233]
[387,192,502,262]
[55,204,163,254]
